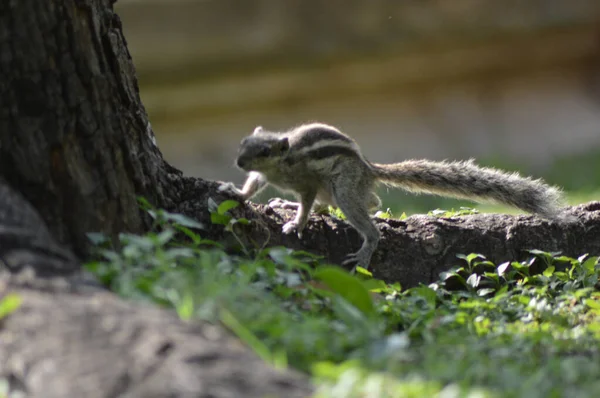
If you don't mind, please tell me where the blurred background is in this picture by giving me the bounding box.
[116,0,600,215]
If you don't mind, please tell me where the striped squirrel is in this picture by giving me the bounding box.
[220,123,566,269]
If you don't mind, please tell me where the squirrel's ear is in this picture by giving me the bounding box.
[253,126,264,135]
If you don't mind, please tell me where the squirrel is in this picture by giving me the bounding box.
[219,122,567,269]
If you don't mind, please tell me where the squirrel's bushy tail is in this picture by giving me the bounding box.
[371,159,564,219]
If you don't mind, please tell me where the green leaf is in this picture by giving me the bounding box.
[268,247,314,273]
[374,208,393,219]
[174,225,202,245]
[511,261,530,277]
[312,360,348,379]
[477,288,496,297]
[175,291,195,320]
[542,266,555,277]
[314,266,375,316]
[584,298,600,310]
[466,253,485,263]
[155,229,176,245]
[355,266,373,278]
[554,255,574,263]
[166,213,205,229]
[475,260,496,269]
[483,272,499,282]
[361,278,388,292]
[137,196,154,211]
[217,200,240,215]
[496,285,509,295]
[466,273,481,288]
[211,212,232,226]
[328,207,346,220]
[207,197,219,213]
[583,256,599,273]
[0,294,22,319]
[234,217,250,225]
[527,249,552,256]
[527,249,562,266]
[497,262,510,276]
[411,286,437,307]
[329,295,373,330]
[220,308,285,369]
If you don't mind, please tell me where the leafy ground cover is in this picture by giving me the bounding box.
[85,200,600,398]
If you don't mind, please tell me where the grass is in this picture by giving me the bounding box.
[84,197,600,398]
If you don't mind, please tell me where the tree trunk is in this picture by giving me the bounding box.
[0,2,315,396]
[0,0,180,258]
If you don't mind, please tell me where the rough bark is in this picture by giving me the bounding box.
[181,181,600,289]
[0,0,182,258]
[0,283,312,398]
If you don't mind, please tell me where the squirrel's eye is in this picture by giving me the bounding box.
[256,147,271,157]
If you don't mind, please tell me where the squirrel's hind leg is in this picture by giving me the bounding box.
[333,184,380,270]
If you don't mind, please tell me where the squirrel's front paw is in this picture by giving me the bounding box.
[282,221,303,238]
[218,182,243,198]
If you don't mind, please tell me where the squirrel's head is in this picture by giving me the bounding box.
[235,126,290,171]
